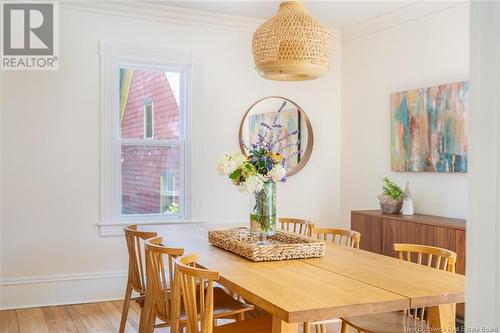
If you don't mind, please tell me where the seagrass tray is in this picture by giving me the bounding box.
[208,227,325,262]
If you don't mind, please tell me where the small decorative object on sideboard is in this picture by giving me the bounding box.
[401,181,415,215]
[378,177,404,214]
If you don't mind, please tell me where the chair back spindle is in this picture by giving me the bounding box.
[313,227,361,249]
[278,218,314,237]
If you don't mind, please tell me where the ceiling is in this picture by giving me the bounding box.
[142,1,416,30]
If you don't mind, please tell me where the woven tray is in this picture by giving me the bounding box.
[208,228,325,262]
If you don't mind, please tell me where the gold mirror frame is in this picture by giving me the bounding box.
[238,96,314,177]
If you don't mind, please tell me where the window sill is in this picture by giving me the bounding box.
[97,218,207,237]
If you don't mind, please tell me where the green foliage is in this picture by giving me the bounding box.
[228,161,257,185]
[167,202,179,214]
[381,177,404,200]
[229,168,242,180]
[249,148,272,176]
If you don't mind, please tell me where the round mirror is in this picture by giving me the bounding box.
[239,96,313,177]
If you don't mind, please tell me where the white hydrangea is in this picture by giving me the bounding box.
[217,151,247,175]
[238,174,266,194]
[268,164,287,182]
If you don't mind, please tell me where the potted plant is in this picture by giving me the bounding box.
[378,177,404,214]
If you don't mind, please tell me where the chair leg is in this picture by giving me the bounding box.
[303,321,311,333]
[119,282,133,333]
[144,301,156,333]
[341,320,349,333]
[321,324,327,333]
[315,324,321,333]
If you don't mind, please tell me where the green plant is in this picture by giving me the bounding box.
[167,202,179,214]
[381,177,404,200]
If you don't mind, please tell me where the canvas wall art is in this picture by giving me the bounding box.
[391,81,469,173]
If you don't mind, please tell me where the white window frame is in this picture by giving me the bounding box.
[98,41,202,236]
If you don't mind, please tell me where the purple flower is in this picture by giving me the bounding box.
[271,101,287,127]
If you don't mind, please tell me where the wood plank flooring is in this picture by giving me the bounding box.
[0,301,341,332]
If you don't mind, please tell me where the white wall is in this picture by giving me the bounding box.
[467,1,500,327]
[0,7,341,308]
[340,4,469,224]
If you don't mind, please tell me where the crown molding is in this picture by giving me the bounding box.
[61,1,467,44]
[60,1,263,32]
[340,1,469,44]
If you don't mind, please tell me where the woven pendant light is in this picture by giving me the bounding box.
[252,1,332,81]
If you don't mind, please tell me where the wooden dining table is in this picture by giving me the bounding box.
[140,223,465,333]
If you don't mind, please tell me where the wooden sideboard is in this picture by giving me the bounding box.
[351,210,466,320]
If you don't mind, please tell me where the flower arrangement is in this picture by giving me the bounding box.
[217,101,300,237]
[217,149,287,194]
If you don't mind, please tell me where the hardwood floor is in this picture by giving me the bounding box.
[0,301,341,333]
[0,301,143,333]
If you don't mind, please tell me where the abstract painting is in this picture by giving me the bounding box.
[391,81,469,173]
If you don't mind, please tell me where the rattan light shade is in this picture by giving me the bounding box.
[252,1,332,81]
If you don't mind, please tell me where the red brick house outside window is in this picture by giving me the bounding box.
[119,68,183,215]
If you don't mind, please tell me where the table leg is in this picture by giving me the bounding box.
[428,304,456,333]
[272,315,298,333]
[340,320,349,333]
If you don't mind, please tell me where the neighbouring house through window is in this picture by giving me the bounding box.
[119,66,186,217]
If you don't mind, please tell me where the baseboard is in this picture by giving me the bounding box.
[0,271,128,310]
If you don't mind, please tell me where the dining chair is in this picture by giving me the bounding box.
[309,227,361,333]
[313,227,361,249]
[278,217,315,237]
[339,243,457,333]
[171,253,273,333]
[143,239,256,333]
[119,224,157,333]
[140,236,185,332]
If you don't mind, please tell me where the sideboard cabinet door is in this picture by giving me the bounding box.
[382,219,425,257]
[382,219,457,258]
[351,212,382,253]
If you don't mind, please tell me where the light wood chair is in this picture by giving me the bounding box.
[171,253,272,333]
[313,227,361,249]
[143,239,256,333]
[278,217,315,237]
[119,224,157,333]
[309,227,361,333]
[340,243,457,333]
[141,236,185,332]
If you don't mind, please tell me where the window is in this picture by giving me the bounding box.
[144,99,154,139]
[99,42,193,233]
[119,67,186,217]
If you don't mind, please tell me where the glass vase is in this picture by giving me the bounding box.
[250,182,276,242]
